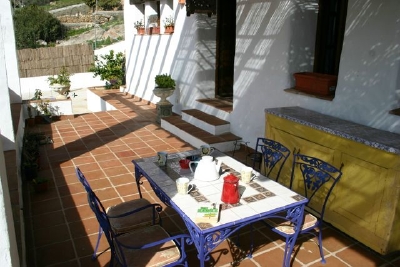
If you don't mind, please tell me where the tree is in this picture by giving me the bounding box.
[83,0,96,12]
[84,0,122,11]
[13,5,65,49]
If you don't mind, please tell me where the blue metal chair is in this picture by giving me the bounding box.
[75,167,162,260]
[259,138,291,181]
[233,138,290,181]
[264,152,343,264]
[85,182,191,267]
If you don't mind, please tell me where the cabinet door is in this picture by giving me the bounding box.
[327,153,389,234]
[267,126,336,188]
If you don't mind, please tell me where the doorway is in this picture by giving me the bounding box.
[215,0,236,99]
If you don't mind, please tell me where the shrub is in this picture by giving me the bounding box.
[89,50,126,89]
[155,74,175,89]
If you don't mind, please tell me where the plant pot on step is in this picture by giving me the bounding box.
[33,177,49,193]
[25,118,35,127]
[42,115,52,124]
[165,26,174,34]
[35,115,43,124]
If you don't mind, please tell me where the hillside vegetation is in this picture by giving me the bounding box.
[13,0,124,49]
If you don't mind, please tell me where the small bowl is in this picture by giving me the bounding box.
[179,159,191,169]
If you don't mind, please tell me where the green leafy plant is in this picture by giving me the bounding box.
[37,100,52,116]
[47,66,72,86]
[134,20,144,30]
[90,50,126,89]
[33,89,42,100]
[33,177,49,184]
[155,73,176,89]
[164,16,174,28]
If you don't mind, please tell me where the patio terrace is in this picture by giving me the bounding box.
[10,89,400,266]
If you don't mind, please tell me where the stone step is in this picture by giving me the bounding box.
[161,114,241,152]
[182,109,230,135]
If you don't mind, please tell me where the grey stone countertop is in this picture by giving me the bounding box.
[265,106,400,155]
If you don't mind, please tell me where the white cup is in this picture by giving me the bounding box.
[176,177,194,195]
[200,144,214,156]
[241,166,255,184]
[157,151,168,166]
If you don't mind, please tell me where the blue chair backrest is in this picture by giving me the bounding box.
[258,138,291,181]
[76,167,127,266]
[290,153,343,219]
[76,167,93,193]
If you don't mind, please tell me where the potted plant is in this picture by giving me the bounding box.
[90,50,126,89]
[48,66,72,99]
[134,20,145,35]
[164,16,174,34]
[33,177,49,193]
[26,104,35,127]
[153,73,175,105]
[22,132,41,180]
[33,89,42,100]
[153,73,175,123]
[37,100,52,123]
[148,15,160,35]
[293,72,338,96]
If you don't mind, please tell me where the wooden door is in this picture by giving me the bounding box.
[215,0,236,98]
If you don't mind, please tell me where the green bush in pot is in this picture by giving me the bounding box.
[155,73,175,89]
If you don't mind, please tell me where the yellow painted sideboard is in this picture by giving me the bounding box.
[265,107,400,255]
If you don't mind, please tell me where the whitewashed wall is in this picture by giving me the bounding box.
[125,0,400,149]
[1,0,21,104]
[0,0,18,152]
[0,1,22,266]
[232,0,400,146]
[124,0,217,110]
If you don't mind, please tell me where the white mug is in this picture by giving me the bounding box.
[241,166,255,183]
[157,151,168,166]
[176,177,194,194]
[200,144,214,156]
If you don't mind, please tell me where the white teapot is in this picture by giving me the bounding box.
[189,156,222,181]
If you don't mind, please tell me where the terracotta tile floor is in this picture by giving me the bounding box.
[22,90,400,266]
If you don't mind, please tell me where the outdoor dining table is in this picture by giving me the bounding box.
[132,149,308,267]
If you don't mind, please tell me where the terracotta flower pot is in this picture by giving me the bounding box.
[164,26,174,34]
[26,118,35,127]
[33,182,48,193]
[293,72,337,96]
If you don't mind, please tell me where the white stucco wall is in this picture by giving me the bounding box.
[0,0,16,152]
[124,0,217,110]
[0,139,19,267]
[125,0,400,149]
[1,0,21,104]
[330,0,400,132]
[0,1,21,265]
[232,0,319,144]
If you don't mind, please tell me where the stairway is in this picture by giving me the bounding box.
[161,99,242,152]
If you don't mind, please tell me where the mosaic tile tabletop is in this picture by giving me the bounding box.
[135,150,306,229]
